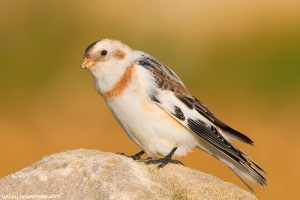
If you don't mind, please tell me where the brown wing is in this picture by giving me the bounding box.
[138,55,190,96]
[138,55,253,145]
[193,97,254,145]
[137,55,266,190]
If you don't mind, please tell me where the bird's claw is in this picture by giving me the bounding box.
[116,151,145,161]
[138,156,184,168]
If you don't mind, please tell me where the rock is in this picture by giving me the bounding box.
[0,149,257,200]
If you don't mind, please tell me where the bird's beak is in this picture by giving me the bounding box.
[80,57,96,69]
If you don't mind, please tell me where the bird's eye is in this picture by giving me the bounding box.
[101,50,108,56]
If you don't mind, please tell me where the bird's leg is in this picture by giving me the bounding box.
[116,150,145,161]
[139,147,184,168]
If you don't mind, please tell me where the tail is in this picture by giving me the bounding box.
[186,118,267,191]
[196,135,267,191]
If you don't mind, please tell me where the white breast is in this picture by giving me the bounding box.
[104,65,199,157]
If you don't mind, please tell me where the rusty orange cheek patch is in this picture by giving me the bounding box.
[113,49,126,60]
[104,64,135,101]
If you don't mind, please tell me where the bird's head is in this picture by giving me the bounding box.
[80,39,135,95]
[81,39,133,70]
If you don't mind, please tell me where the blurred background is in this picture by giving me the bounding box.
[0,0,299,199]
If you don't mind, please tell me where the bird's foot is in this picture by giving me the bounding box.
[116,150,145,161]
[139,156,184,168]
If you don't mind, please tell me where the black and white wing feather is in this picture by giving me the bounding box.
[138,55,267,191]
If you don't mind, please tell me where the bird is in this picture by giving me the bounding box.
[80,38,267,191]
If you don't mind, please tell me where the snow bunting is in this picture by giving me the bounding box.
[80,39,267,191]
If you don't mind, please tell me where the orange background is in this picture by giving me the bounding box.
[1,1,300,199]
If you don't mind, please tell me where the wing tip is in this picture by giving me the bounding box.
[222,129,254,145]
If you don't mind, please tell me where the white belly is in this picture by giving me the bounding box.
[105,86,199,157]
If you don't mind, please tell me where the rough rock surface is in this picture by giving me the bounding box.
[0,149,257,200]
